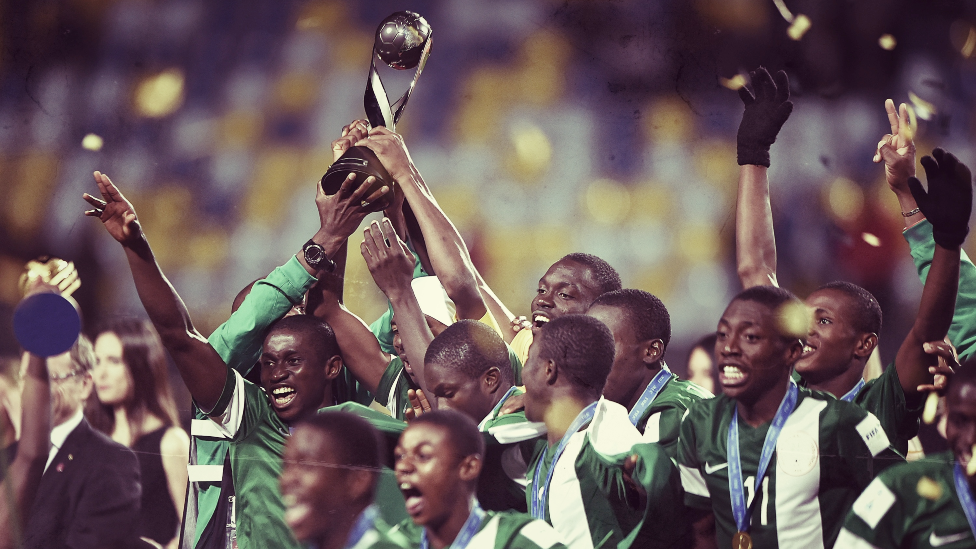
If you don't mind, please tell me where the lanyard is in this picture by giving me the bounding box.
[954,463,976,541]
[839,379,865,402]
[479,386,519,431]
[530,401,599,519]
[628,364,673,425]
[728,381,798,533]
[420,501,485,549]
[344,505,378,549]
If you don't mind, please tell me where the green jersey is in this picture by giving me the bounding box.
[837,452,974,549]
[394,509,566,549]
[905,219,976,361]
[677,389,903,549]
[209,370,300,549]
[527,398,691,549]
[632,370,713,459]
[796,362,923,456]
[479,388,548,513]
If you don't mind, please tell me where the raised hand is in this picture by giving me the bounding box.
[331,119,370,163]
[736,67,794,167]
[907,148,973,249]
[83,171,143,248]
[356,126,416,184]
[361,217,415,299]
[315,172,389,240]
[917,339,958,394]
[404,388,432,421]
[873,99,917,194]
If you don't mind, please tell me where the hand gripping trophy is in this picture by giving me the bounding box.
[320,11,432,212]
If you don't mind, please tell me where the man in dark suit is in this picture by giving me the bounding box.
[22,335,142,549]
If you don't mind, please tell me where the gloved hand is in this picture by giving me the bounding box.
[736,67,794,167]
[908,148,973,249]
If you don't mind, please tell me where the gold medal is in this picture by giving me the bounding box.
[732,531,752,549]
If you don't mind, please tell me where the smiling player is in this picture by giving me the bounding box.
[837,361,976,548]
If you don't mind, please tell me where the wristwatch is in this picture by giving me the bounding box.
[302,239,336,273]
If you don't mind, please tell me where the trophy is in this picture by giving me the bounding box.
[321,11,432,212]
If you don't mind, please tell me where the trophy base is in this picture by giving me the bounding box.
[321,146,397,212]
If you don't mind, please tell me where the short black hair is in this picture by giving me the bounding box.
[267,315,340,362]
[816,281,883,336]
[409,410,485,461]
[559,253,622,294]
[536,314,614,397]
[424,320,513,385]
[590,289,671,348]
[730,286,805,340]
[296,411,383,473]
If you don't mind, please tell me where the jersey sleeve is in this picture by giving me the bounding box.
[676,409,711,510]
[904,219,976,361]
[375,357,411,420]
[510,519,567,549]
[208,255,316,373]
[855,362,923,455]
[207,369,268,442]
[835,474,904,549]
[624,442,694,549]
[836,405,903,487]
[641,407,684,459]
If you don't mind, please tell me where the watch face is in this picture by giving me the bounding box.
[305,244,325,265]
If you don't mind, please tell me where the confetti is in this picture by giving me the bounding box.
[922,391,939,425]
[720,75,747,91]
[787,15,811,41]
[81,133,103,151]
[964,26,976,58]
[908,91,936,121]
[968,446,976,476]
[861,233,881,247]
[878,34,896,50]
[772,0,795,22]
[916,476,943,501]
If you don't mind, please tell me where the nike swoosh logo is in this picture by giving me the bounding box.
[930,531,972,547]
[705,462,728,474]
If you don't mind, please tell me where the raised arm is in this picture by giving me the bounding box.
[894,149,972,394]
[734,67,794,289]
[0,353,50,549]
[85,172,231,412]
[359,127,488,321]
[361,218,436,397]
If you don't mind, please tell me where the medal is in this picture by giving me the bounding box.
[732,531,752,549]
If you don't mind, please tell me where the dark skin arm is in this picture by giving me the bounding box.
[0,353,50,549]
[362,218,436,398]
[85,171,385,411]
[894,150,971,395]
[736,164,779,288]
[358,127,488,321]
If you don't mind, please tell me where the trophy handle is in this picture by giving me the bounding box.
[364,32,433,131]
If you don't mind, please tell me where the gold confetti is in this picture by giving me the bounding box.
[720,75,747,90]
[81,133,103,151]
[787,15,811,41]
[878,34,896,50]
[964,26,976,58]
[772,0,795,22]
[861,233,881,247]
[916,476,943,500]
[134,69,185,118]
[922,391,939,424]
[908,91,936,121]
[776,301,811,339]
[968,446,976,476]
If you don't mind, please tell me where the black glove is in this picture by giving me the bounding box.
[736,67,794,167]
[908,148,973,249]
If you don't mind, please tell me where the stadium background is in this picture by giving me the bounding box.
[0,0,973,409]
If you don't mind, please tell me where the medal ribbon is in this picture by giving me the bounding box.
[839,379,865,402]
[530,401,599,520]
[727,380,798,533]
[628,363,673,426]
[344,505,379,549]
[954,463,976,540]
[420,500,485,549]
